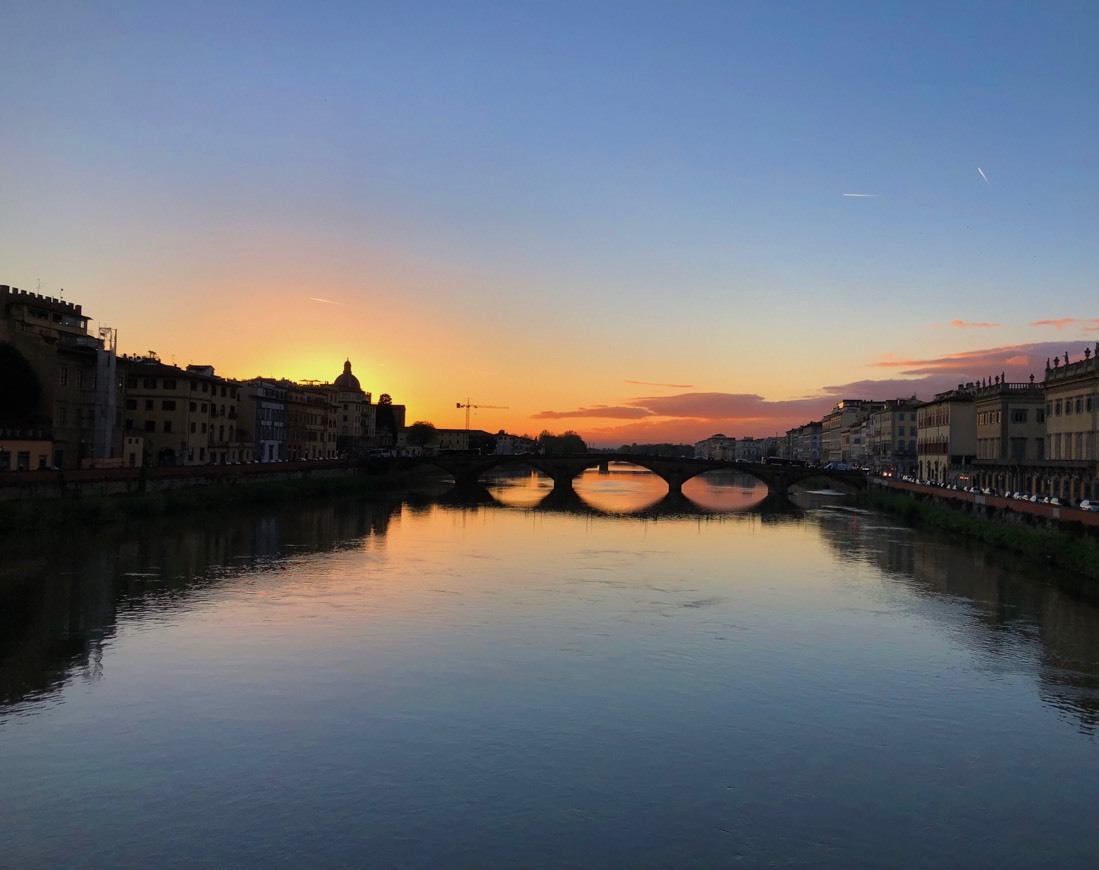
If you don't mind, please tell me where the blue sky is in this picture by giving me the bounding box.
[3,2,1097,443]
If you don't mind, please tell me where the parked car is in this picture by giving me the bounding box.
[1079,500,1099,512]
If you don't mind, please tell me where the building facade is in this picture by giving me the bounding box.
[916,387,977,484]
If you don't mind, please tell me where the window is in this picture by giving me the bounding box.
[163,379,176,390]
[60,367,69,386]
[190,402,197,412]
[1012,409,1027,423]
[144,420,156,432]
[162,400,176,411]
[163,421,172,433]
[144,378,157,389]
[126,377,137,388]
[1037,409,1046,423]
[190,422,196,433]
[1055,401,1062,416]
[145,399,154,410]
[58,407,66,425]
[1075,398,1083,413]
[126,399,137,410]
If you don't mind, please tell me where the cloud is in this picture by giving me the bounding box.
[555,340,1098,447]
[1031,318,1099,329]
[533,405,655,420]
[625,379,694,389]
[950,319,999,328]
[309,297,340,304]
[870,341,1091,377]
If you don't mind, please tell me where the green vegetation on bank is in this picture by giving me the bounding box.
[0,467,446,534]
[856,486,1099,583]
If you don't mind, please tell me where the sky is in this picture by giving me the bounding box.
[3,1,1098,446]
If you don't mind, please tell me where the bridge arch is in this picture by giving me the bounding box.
[394,453,867,497]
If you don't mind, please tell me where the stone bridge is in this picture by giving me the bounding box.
[394,453,867,497]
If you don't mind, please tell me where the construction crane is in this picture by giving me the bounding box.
[456,398,509,430]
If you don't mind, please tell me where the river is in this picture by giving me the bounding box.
[2,466,1098,867]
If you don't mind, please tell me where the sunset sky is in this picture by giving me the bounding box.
[3,2,1098,445]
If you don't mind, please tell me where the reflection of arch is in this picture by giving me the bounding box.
[157,447,176,467]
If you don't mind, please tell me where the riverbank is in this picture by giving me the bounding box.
[856,486,1099,587]
[0,465,448,535]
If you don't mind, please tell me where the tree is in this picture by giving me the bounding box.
[379,393,392,405]
[538,429,587,456]
[406,421,438,450]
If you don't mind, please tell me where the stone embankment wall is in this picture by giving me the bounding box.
[0,460,361,502]
[878,479,1099,530]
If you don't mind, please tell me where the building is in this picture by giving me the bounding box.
[694,434,735,460]
[967,375,1046,495]
[866,399,920,476]
[121,357,247,466]
[332,359,376,458]
[916,386,977,484]
[284,381,336,460]
[494,431,539,455]
[238,378,289,462]
[0,284,122,469]
[821,400,885,464]
[1041,348,1099,502]
[785,421,822,464]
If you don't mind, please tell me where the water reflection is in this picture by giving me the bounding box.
[485,465,771,515]
[0,499,401,712]
[4,479,1099,746]
[810,502,1099,735]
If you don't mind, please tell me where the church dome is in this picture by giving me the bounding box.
[334,358,361,392]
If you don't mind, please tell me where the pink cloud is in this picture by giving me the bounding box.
[533,405,655,420]
[625,379,695,389]
[950,319,1000,328]
[548,340,1099,447]
[1031,318,1099,329]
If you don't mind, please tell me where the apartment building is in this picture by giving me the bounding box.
[866,399,920,476]
[916,386,977,484]
[821,400,884,464]
[237,378,288,462]
[1042,348,1099,501]
[122,358,247,465]
[785,421,822,464]
[694,434,736,460]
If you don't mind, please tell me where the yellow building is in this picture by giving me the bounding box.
[1041,348,1099,502]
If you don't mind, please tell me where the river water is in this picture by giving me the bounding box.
[2,467,1099,867]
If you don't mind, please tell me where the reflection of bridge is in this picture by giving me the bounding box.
[398,453,868,496]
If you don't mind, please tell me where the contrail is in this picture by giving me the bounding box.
[309,297,340,304]
[977,167,989,184]
[842,193,879,197]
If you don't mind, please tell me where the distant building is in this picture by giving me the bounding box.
[694,434,735,460]
[785,421,822,464]
[332,359,376,459]
[866,399,920,475]
[494,431,538,455]
[821,400,885,464]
